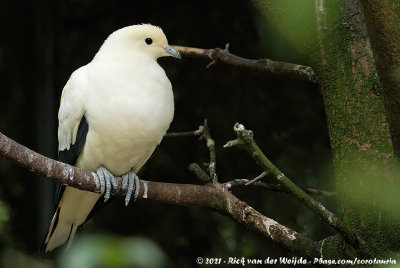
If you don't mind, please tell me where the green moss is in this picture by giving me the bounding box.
[253,0,400,259]
[321,235,349,259]
[309,0,399,258]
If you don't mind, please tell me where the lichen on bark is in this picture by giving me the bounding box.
[252,0,400,259]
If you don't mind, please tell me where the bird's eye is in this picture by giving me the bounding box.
[145,38,153,45]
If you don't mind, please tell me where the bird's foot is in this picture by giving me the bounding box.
[96,166,118,202]
[122,171,140,206]
[96,167,140,206]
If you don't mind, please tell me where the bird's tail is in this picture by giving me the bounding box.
[40,186,100,258]
[40,204,80,258]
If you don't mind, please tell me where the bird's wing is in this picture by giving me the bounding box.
[58,66,88,153]
[55,67,89,207]
[54,116,88,207]
[41,67,90,257]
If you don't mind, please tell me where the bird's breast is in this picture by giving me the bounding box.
[77,66,174,175]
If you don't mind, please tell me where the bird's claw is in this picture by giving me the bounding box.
[96,167,116,202]
[96,167,140,206]
[122,172,140,206]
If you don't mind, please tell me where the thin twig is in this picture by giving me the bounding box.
[0,130,321,258]
[165,126,203,138]
[226,123,359,250]
[172,45,317,83]
[188,163,211,183]
[245,171,268,185]
[224,179,335,197]
[200,119,218,182]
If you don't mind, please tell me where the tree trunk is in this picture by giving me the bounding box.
[360,0,400,158]
[252,0,399,258]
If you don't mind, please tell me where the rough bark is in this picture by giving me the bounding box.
[0,130,321,258]
[360,0,400,158]
[172,45,317,83]
[311,0,399,257]
[252,0,399,259]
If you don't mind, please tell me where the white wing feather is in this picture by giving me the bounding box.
[58,66,89,151]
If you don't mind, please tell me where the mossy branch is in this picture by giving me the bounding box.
[224,179,335,197]
[0,130,322,258]
[225,123,359,250]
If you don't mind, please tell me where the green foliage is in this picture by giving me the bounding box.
[1,249,52,268]
[59,235,168,268]
[0,200,10,235]
[339,155,400,255]
[0,235,168,268]
[251,0,320,54]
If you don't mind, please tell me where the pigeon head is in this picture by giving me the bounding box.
[98,24,181,60]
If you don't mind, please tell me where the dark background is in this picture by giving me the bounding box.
[0,0,334,267]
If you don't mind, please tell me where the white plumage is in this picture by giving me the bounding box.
[42,24,179,256]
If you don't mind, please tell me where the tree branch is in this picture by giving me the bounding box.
[224,123,359,250]
[0,131,321,258]
[164,126,203,138]
[172,45,317,83]
[360,0,400,157]
[244,171,268,185]
[188,163,211,183]
[199,119,218,182]
[224,179,335,197]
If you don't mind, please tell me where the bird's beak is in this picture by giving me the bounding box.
[164,45,181,59]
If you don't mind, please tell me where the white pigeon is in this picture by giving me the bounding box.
[41,24,180,257]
